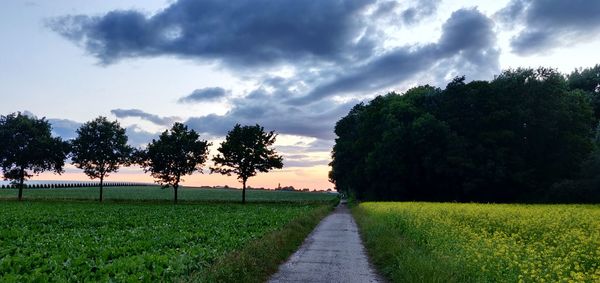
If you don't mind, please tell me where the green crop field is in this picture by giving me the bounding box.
[0,201,333,282]
[353,202,600,282]
[0,187,337,281]
[0,186,337,203]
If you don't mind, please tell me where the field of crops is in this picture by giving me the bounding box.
[0,201,331,281]
[354,202,600,282]
[0,186,337,203]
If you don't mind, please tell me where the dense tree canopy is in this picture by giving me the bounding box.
[331,68,599,202]
[71,116,133,202]
[212,124,283,204]
[0,112,69,201]
[138,122,210,204]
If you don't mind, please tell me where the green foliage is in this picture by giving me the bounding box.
[331,68,596,202]
[567,64,600,122]
[212,124,283,203]
[192,205,333,282]
[0,112,69,201]
[71,116,133,202]
[354,202,600,282]
[0,202,328,282]
[138,123,210,203]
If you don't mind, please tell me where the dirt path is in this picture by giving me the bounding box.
[269,203,384,283]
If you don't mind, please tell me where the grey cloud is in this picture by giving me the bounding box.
[294,8,499,104]
[48,0,377,67]
[372,0,441,26]
[306,139,335,152]
[124,125,158,147]
[284,159,330,168]
[494,0,527,25]
[280,153,331,168]
[20,111,81,140]
[401,0,441,25]
[498,0,600,55]
[178,87,228,103]
[44,116,156,147]
[185,85,357,140]
[48,118,81,140]
[110,109,179,126]
[276,139,334,156]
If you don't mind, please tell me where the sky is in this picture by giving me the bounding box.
[1,0,600,189]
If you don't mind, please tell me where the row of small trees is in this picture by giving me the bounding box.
[0,114,283,203]
[0,182,146,189]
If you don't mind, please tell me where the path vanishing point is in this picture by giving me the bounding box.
[269,202,384,283]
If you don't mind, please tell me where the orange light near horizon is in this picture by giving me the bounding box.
[35,164,333,190]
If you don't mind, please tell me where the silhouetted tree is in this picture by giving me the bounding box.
[211,124,283,204]
[567,65,600,125]
[330,68,595,202]
[71,116,133,202]
[137,123,210,204]
[0,112,69,201]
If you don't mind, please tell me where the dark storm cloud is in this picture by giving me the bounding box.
[48,3,504,150]
[110,109,179,126]
[178,87,228,103]
[497,0,600,55]
[295,8,499,104]
[48,0,377,67]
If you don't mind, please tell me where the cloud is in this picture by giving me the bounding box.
[293,8,499,104]
[400,0,441,25]
[497,0,600,55]
[284,159,330,168]
[185,84,357,140]
[48,0,378,67]
[110,109,179,126]
[177,9,498,141]
[42,116,156,147]
[371,0,441,26]
[48,118,81,140]
[124,125,158,147]
[49,4,502,153]
[18,111,81,140]
[178,87,228,103]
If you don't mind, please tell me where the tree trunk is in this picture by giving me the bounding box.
[242,179,246,204]
[18,168,24,201]
[99,175,104,202]
[173,184,178,204]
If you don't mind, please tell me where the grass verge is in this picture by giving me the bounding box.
[352,204,473,283]
[187,204,335,283]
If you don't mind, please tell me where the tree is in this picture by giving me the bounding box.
[212,124,283,204]
[0,112,69,201]
[71,116,133,202]
[138,123,210,204]
[330,68,595,202]
[567,65,600,123]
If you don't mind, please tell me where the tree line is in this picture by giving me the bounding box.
[330,66,600,203]
[0,115,283,203]
[0,182,147,189]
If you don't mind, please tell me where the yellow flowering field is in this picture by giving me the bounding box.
[353,202,600,282]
